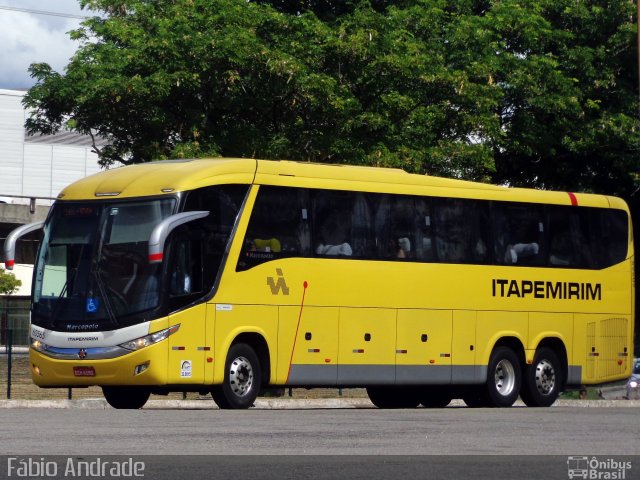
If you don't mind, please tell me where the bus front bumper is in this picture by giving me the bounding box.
[29,343,168,387]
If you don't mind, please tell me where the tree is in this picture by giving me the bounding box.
[477,0,640,196]
[23,0,638,197]
[0,268,21,295]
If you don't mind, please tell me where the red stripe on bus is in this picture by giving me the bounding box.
[286,280,309,384]
[567,192,578,206]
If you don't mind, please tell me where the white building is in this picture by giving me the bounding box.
[0,88,105,295]
[0,88,103,203]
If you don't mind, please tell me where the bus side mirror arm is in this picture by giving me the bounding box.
[3,221,45,270]
[148,211,209,264]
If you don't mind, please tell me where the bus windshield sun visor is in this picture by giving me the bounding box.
[3,221,44,270]
[147,211,209,263]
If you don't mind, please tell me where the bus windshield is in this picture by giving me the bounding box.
[32,199,176,330]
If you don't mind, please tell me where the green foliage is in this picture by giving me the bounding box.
[0,268,21,295]
[23,0,639,196]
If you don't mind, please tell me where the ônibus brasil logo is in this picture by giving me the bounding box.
[567,456,632,480]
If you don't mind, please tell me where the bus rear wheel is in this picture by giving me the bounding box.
[102,386,150,409]
[520,347,562,407]
[366,386,420,409]
[462,389,490,408]
[211,343,261,409]
[483,346,522,407]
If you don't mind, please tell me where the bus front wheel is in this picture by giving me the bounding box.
[211,343,262,409]
[520,347,563,407]
[102,386,150,409]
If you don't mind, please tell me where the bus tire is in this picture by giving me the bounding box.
[461,387,491,408]
[366,386,420,409]
[484,346,521,407]
[419,387,452,408]
[212,343,261,409]
[102,386,150,409]
[520,347,563,407]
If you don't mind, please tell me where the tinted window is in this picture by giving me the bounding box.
[237,186,309,271]
[433,198,490,264]
[492,202,544,266]
[169,185,247,310]
[312,190,374,258]
[235,185,629,271]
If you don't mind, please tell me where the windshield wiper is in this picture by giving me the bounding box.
[92,264,119,328]
[49,243,85,327]
[49,274,72,328]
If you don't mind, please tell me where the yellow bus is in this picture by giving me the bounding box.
[4,159,634,409]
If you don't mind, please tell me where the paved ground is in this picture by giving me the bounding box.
[0,397,638,409]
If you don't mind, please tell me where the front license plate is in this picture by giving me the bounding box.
[73,366,96,377]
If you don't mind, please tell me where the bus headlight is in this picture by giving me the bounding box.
[119,324,180,351]
[31,339,50,353]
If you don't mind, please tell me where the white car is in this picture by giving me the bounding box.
[626,359,640,400]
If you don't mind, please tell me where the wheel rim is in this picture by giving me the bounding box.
[494,359,516,397]
[534,359,556,396]
[229,356,254,397]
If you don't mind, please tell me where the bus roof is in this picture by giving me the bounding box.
[57,158,621,209]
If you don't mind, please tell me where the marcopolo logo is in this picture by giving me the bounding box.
[267,268,289,296]
[567,456,632,479]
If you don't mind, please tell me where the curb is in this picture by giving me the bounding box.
[0,398,638,409]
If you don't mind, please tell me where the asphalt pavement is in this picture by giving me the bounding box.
[0,396,638,409]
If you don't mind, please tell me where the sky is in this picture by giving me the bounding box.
[0,0,94,90]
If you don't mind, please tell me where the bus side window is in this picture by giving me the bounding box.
[433,198,488,264]
[313,193,354,257]
[178,184,247,297]
[350,193,374,258]
[492,202,543,266]
[414,197,434,261]
[547,207,594,268]
[237,186,308,270]
[373,194,430,261]
[594,208,629,268]
[169,235,200,297]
